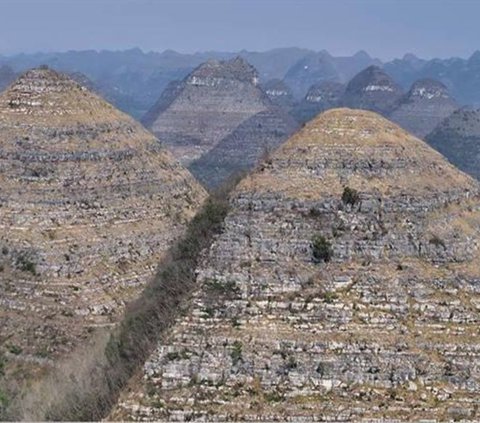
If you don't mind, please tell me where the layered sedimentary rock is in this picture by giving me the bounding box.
[113,109,480,421]
[0,68,207,376]
[261,79,295,110]
[342,66,403,115]
[426,107,480,179]
[389,79,458,138]
[142,57,269,165]
[189,108,298,189]
[291,81,345,123]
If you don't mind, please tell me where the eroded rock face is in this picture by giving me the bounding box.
[426,107,480,179]
[291,81,345,123]
[112,109,480,421]
[389,78,458,138]
[0,68,207,376]
[343,66,403,115]
[142,57,268,165]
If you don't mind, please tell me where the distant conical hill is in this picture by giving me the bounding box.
[143,57,297,188]
[0,67,207,381]
[342,65,403,114]
[291,80,345,123]
[389,78,458,138]
[112,109,480,421]
[426,107,480,180]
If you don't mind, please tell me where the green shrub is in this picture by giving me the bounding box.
[322,291,338,303]
[7,344,22,355]
[341,186,360,207]
[429,235,446,249]
[230,341,243,365]
[16,254,36,275]
[312,235,333,263]
[205,279,240,296]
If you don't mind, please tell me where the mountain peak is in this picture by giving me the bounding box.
[189,56,258,85]
[408,78,451,99]
[0,66,114,120]
[342,66,403,114]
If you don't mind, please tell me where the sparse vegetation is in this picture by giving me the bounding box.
[312,235,333,262]
[15,254,36,275]
[322,291,338,303]
[341,186,360,207]
[7,345,22,355]
[205,279,240,297]
[230,341,243,365]
[429,235,446,249]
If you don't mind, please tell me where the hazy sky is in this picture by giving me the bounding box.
[0,0,478,60]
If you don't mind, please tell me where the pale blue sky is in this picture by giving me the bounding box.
[0,0,478,60]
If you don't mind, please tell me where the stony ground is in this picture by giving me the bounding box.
[112,109,480,421]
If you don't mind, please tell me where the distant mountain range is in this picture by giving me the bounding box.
[2,47,480,118]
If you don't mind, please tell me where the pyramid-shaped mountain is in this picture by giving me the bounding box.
[0,68,207,376]
[142,57,269,165]
[426,107,480,179]
[292,80,345,123]
[143,57,297,188]
[389,78,458,138]
[342,65,403,114]
[113,109,480,421]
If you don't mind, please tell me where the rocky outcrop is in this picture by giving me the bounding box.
[112,109,480,421]
[342,66,403,115]
[389,78,458,138]
[0,68,207,380]
[291,81,345,123]
[426,107,480,179]
[189,108,298,189]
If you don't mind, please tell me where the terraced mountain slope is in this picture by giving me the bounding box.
[113,109,480,422]
[143,58,298,188]
[426,107,480,179]
[342,66,403,115]
[291,81,345,123]
[389,79,458,138]
[0,68,207,385]
[142,57,270,165]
